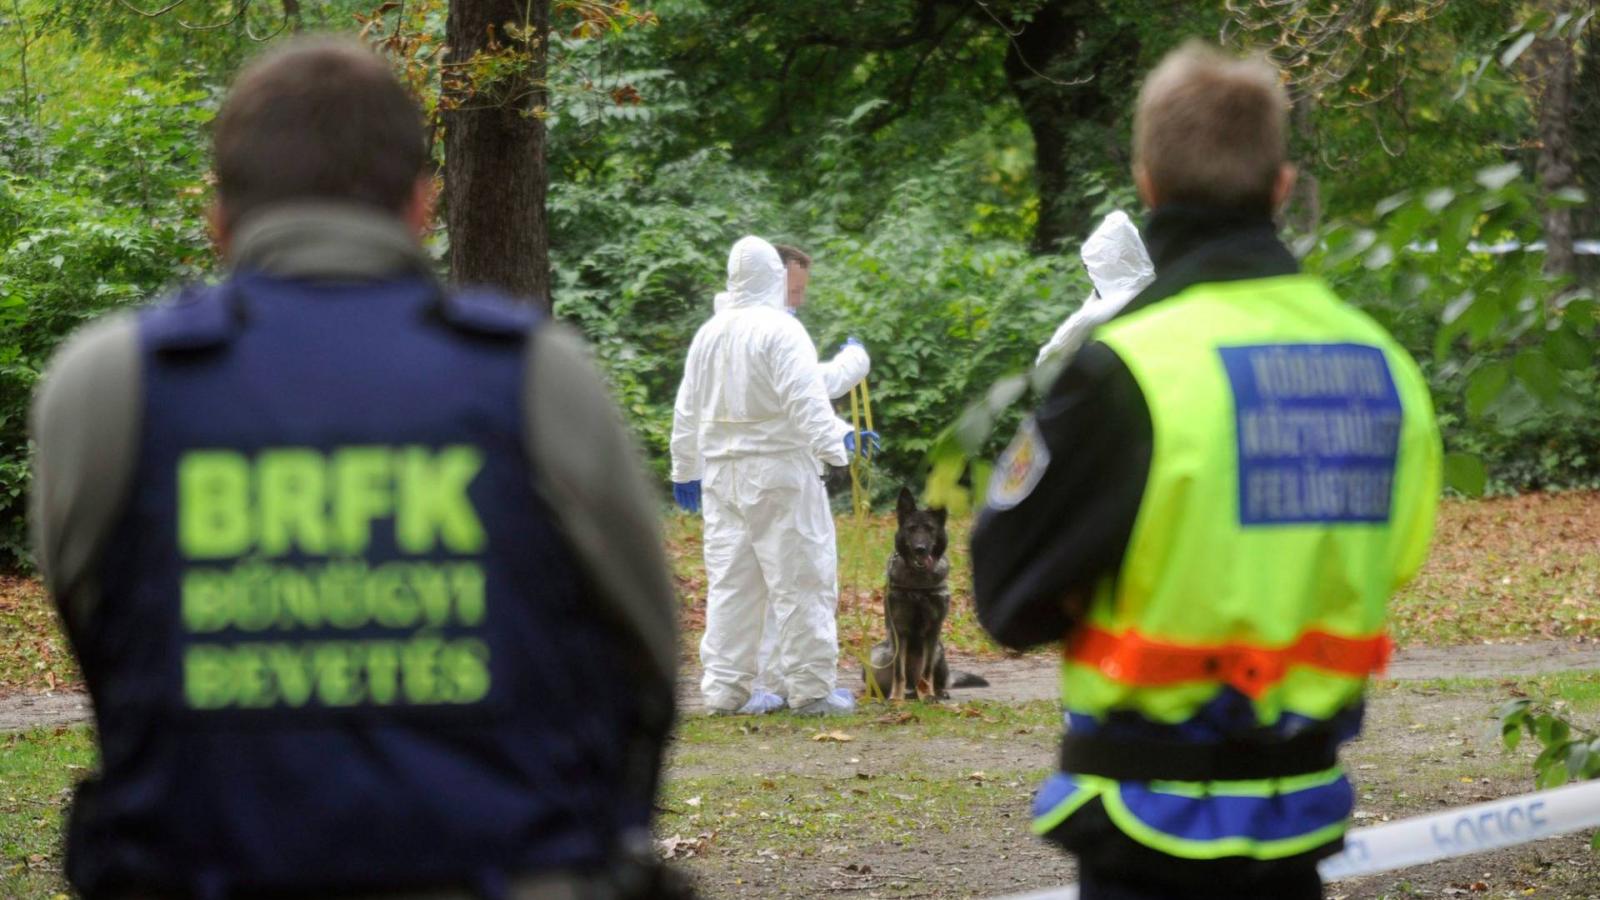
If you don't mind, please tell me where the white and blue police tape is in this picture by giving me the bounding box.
[997,779,1600,900]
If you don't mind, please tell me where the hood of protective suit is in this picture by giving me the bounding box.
[1082,210,1154,306]
[1035,210,1156,368]
[713,236,788,314]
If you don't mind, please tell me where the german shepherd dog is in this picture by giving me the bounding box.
[866,488,987,700]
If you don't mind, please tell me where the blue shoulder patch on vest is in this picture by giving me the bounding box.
[436,289,542,338]
[1219,343,1402,526]
[141,284,239,352]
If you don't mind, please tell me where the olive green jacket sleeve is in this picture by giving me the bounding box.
[29,313,143,630]
[523,324,680,697]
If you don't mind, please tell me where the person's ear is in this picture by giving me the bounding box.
[1134,165,1162,209]
[402,175,436,238]
[209,202,232,260]
[1272,163,1298,213]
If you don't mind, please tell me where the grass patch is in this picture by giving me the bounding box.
[657,766,1045,860]
[0,726,94,898]
[674,699,1061,749]
[1374,670,1600,714]
[667,491,1600,658]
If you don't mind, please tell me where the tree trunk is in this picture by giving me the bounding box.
[1001,0,1137,254]
[1284,96,1322,239]
[1573,17,1599,286]
[443,0,551,309]
[1527,23,1578,282]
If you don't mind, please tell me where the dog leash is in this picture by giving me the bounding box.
[847,379,874,518]
[848,378,889,701]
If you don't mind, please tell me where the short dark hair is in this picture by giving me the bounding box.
[213,38,427,229]
[773,244,812,269]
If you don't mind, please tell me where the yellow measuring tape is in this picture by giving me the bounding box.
[847,378,883,700]
[847,379,874,518]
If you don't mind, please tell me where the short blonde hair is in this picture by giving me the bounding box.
[1133,40,1289,213]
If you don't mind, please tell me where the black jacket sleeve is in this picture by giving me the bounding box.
[971,341,1154,650]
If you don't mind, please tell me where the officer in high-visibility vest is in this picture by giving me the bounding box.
[972,41,1441,900]
[31,39,684,899]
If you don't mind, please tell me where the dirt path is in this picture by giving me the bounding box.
[0,689,90,732]
[674,639,1600,714]
[4,639,1599,732]
[665,679,1600,898]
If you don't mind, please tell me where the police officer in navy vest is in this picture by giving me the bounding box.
[972,43,1441,900]
[31,38,684,900]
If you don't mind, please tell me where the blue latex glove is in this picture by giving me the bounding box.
[673,480,702,514]
[841,336,865,352]
[844,430,882,460]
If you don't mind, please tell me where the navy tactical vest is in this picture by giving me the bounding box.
[65,273,643,899]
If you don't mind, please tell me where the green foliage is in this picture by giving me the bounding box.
[0,73,213,567]
[1309,162,1600,495]
[1497,698,1600,793]
[549,147,777,466]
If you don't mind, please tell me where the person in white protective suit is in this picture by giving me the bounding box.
[671,236,879,717]
[740,244,870,713]
[1036,210,1156,367]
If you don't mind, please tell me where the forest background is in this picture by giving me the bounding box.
[0,0,1597,569]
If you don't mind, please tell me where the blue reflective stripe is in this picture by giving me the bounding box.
[1116,773,1354,844]
[1032,772,1082,819]
[1031,773,1102,836]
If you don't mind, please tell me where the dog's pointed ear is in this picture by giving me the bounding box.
[897,486,917,518]
[933,506,947,527]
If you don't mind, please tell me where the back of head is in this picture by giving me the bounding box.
[1133,40,1289,215]
[213,37,426,230]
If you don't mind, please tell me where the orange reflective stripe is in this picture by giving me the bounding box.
[1067,626,1391,699]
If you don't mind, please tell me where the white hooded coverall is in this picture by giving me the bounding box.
[672,237,854,711]
[1036,210,1156,367]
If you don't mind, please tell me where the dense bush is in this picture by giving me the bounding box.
[0,82,212,567]
[1310,166,1599,495]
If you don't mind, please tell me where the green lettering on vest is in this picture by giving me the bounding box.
[449,565,487,626]
[264,643,315,708]
[370,564,419,628]
[273,567,322,630]
[179,451,253,559]
[184,645,233,709]
[233,561,277,632]
[332,448,392,554]
[401,636,443,703]
[364,641,402,705]
[232,644,275,708]
[444,638,492,703]
[182,570,230,633]
[313,642,362,706]
[396,446,486,554]
[257,449,329,555]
